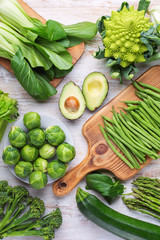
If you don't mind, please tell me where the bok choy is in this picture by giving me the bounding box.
[0,0,97,101]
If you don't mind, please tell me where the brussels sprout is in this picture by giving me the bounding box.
[56,143,75,162]
[23,112,41,130]
[21,145,38,162]
[28,128,45,148]
[29,171,48,189]
[15,161,33,178]
[8,126,27,148]
[2,145,20,165]
[39,144,56,159]
[45,126,65,146]
[47,160,67,179]
[33,158,48,172]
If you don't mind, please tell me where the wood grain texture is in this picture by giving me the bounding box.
[0,0,85,88]
[53,66,160,196]
[0,1,160,240]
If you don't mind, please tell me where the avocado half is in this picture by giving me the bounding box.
[82,72,109,111]
[59,82,86,120]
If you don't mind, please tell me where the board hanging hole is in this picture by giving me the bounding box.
[58,181,67,189]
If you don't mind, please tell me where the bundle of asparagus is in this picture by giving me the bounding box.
[123,177,160,220]
[99,81,160,170]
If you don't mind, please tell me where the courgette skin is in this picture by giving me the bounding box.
[76,188,160,240]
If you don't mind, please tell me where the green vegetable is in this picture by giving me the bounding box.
[0,22,52,70]
[86,173,124,203]
[11,49,57,101]
[0,0,97,100]
[29,171,48,189]
[21,144,39,162]
[47,160,68,179]
[15,161,33,178]
[2,145,20,165]
[0,90,18,142]
[100,81,160,169]
[94,0,160,82]
[33,158,48,173]
[76,187,160,240]
[0,180,62,239]
[39,143,56,159]
[45,126,65,146]
[123,177,160,221]
[8,126,27,148]
[23,112,41,130]
[28,128,46,148]
[57,143,75,162]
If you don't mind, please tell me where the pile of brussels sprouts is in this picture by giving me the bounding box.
[2,112,75,190]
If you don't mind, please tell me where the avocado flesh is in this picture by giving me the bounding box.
[59,82,86,120]
[82,72,109,111]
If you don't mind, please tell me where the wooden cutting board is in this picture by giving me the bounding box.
[53,66,160,196]
[0,0,85,88]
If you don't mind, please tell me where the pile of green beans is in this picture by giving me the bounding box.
[99,81,160,169]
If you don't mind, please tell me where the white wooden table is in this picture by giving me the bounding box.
[0,0,160,239]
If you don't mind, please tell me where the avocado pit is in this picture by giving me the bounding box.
[64,96,80,113]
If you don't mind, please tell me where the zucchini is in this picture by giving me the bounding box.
[76,188,160,240]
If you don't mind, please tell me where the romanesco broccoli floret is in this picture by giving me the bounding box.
[103,6,153,67]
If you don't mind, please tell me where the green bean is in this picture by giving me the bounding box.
[133,82,160,100]
[125,105,139,111]
[114,125,158,159]
[122,100,139,105]
[107,132,140,169]
[146,97,160,116]
[104,126,145,161]
[130,111,160,137]
[113,112,153,155]
[138,82,160,93]
[139,101,160,124]
[99,125,134,169]
[138,107,159,129]
[101,115,114,124]
[119,111,160,150]
[126,121,160,152]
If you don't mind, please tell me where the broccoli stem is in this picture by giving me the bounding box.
[2,229,52,239]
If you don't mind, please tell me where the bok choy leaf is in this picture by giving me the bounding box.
[0,22,53,70]
[11,49,57,101]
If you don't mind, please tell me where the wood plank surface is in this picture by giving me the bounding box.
[0,1,160,240]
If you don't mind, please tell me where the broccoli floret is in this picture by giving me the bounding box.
[0,186,28,232]
[0,182,62,240]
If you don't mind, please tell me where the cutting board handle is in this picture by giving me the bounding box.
[52,153,96,196]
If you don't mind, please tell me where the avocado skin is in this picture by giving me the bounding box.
[59,81,86,120]
[82,72,109,111]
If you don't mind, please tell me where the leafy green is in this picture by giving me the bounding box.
[0,0,97,100]
[11,49,57,101]
[97,16,110,35]
[86,173,124,204]
[62,22,97,41]
[0,90,18,142]
[0,22,52,70]
[138,0,151,13]
[92,46,105,59]
[117,2,130,12]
